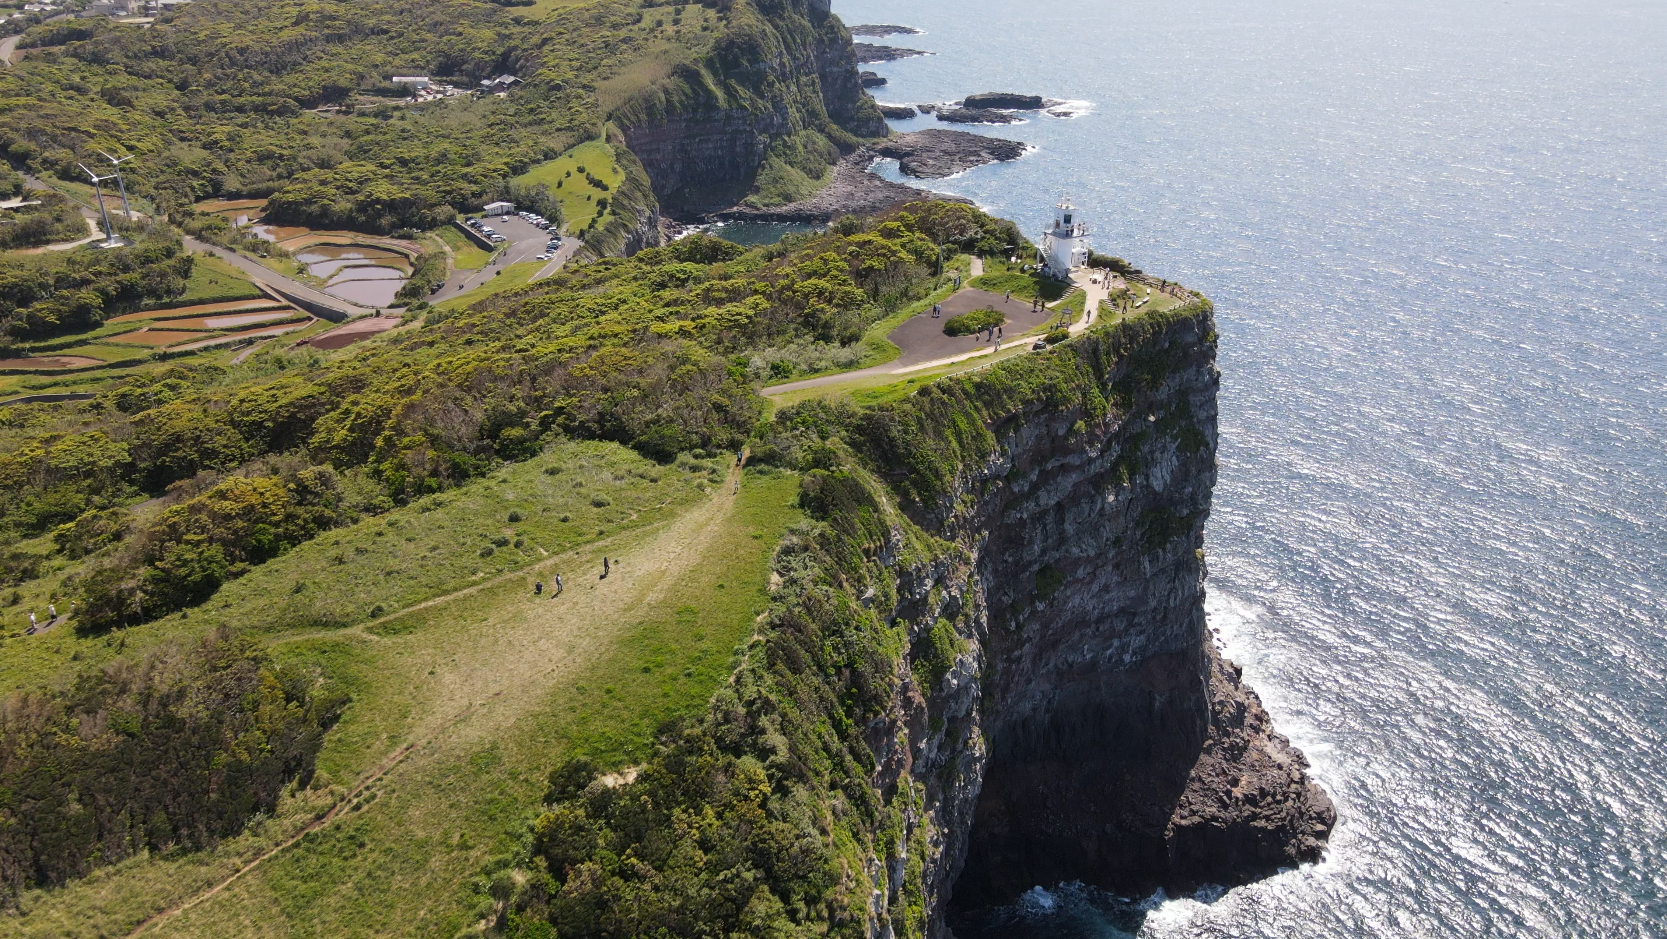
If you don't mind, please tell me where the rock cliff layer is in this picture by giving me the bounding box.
[849,302,1335,932]
[503,298,1333,939]
[612,0,886,213]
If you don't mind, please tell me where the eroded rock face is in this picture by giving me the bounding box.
[867,311,1334,934]
[616,0,886,214]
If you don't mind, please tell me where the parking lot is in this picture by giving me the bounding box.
[431,213,575,303]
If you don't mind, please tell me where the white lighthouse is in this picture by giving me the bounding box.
[1040,201,1091,274]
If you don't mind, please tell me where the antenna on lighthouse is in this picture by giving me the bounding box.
[77,163,121,247]
[97,149,134,222]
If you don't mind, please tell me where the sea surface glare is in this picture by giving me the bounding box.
[833,0,1667,936]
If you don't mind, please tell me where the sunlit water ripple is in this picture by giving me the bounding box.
[833,0,1667,935]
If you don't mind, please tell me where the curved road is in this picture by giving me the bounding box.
[1,35,20,68]
[763,266,1109,397]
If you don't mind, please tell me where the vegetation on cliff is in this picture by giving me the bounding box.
[0,0,879,233]
[0,209,972,908]
[0,627,344,900]
[476,296,1218,939]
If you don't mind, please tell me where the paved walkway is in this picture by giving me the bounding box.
[1,35,20,68]
[763,264,1097,397]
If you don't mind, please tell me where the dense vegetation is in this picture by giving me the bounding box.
[0,627,345,900]
[0,0,772,233]
[0,192,88,251]
[482,297,1216,938]
[941,305,1003,336]
[2,205,1005,632]
[0,231,192,344]
[510,452,939,939]
[0,178,1200,930]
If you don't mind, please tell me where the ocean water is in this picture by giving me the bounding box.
[832,0,1667,936]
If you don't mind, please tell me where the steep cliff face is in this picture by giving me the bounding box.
[851,304,1335,933]
[503,300,1331,939]
[576,141,663,258]
[612,0,886,213]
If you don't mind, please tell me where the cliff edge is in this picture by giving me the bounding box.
[611,0,886,215]
[504,297,1333,939]
[854,300,1335,927]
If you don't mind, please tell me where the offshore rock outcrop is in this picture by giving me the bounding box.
[718,129,1023,221]
[613,0,887,214]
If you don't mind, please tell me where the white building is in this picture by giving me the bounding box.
[1040,201,1091,273]
[483,200,515,216]
[392,76,431,90]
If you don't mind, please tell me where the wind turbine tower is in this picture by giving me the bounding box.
[98,150,134,221]
[77,163,121,247]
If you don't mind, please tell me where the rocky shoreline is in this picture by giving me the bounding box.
[717,129,1025,222]
[849,23,921,37]
[854,42,930,63]
[935,107,1022,125]
[873,128,1028,178]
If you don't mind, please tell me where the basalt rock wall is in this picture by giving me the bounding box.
[853,304,1335,934]
[612,0,886,214]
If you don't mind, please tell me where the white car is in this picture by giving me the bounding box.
[536,253,552,261]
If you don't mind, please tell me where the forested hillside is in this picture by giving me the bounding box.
[0,205,1018,912]
[0,0,872,233]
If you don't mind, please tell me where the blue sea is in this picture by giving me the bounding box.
[833,0,1667,936]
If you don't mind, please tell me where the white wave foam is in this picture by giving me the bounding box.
[1044,98,1096,119]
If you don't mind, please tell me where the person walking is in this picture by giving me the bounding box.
[49,602,57,620]
[602,557,610,579]
[555,573,563,596]
[28,611,36,631]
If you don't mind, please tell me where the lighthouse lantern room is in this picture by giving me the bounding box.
[1040,201,1091,274]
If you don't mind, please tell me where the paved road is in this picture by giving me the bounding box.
[183,236,372,319]
[431,216,571,303]
[764,280,1089,396]
[1,35,20,68]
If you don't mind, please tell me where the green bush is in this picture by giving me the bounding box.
[943,306,1005,336]
[1045,328,1070,344]
[0,628,344,899]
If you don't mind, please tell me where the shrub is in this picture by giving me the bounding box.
[1034,562,1065,600]
[0,628,344,898]
[507,510,523,523]
[1045,328,1070,345]
[943,307,1005,336]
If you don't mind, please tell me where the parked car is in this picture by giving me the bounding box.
[1032,339,1048,350]
[536,253,552,261]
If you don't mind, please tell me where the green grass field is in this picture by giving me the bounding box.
[512,140,622,235]
[7,442,801,938]
[436,224,490,270]
[432,260,544,313]
[970,257,1071,303]
[175,252,266,304]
